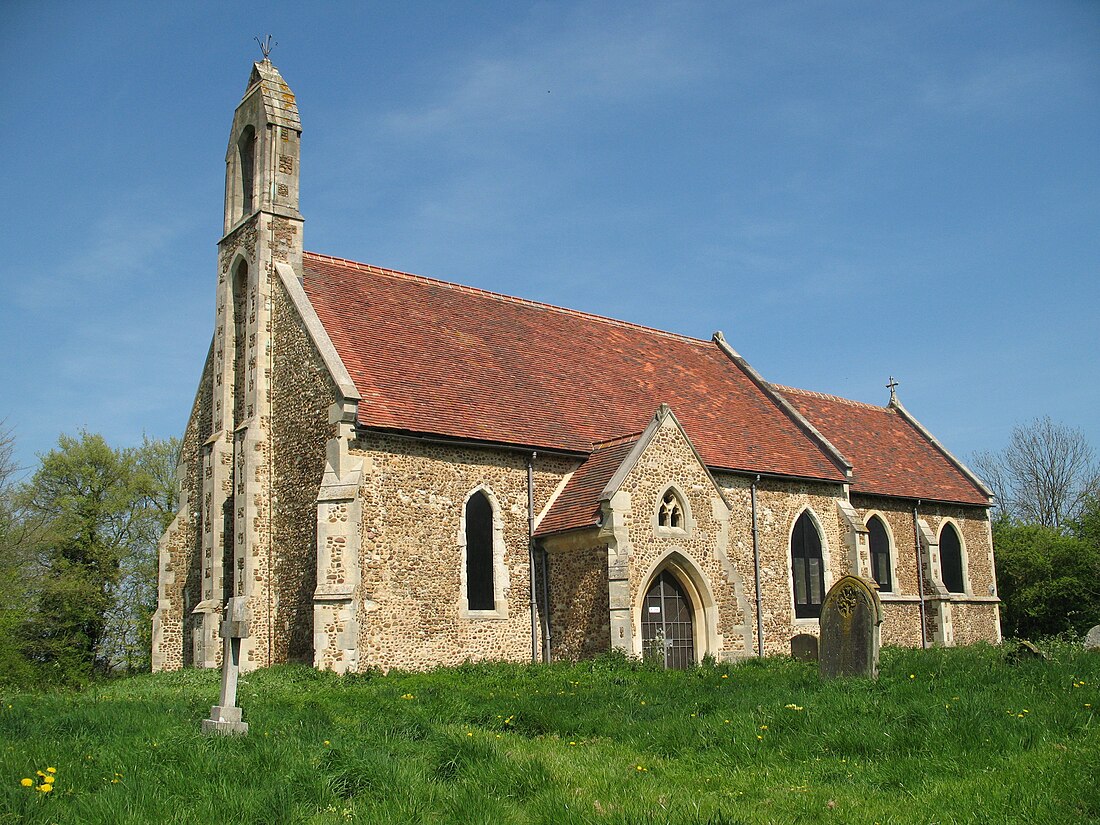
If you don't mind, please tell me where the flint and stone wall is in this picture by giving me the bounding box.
[270,275,338,663]
[545,540,611,661]
[714,473,847,656]
[851,495,1000,647]
[348,435,576,670]
[155,376,999,672]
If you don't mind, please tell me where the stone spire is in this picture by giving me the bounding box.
[222,59,303,275]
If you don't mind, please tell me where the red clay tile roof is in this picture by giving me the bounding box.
[777,387,989,506]
[302,252,847,483]
[534,436,640,536]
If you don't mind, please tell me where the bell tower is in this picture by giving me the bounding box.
[191,59,303,672]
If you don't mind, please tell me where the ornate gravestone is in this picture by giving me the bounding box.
[1085,625,1100,653]
[819,575,883,680]
[791,633,819,662]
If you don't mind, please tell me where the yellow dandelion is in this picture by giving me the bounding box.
[760,725,768,730]
[46,767,56,774]
[20,778,33,787]
[635,765,646,772]
[640,701,646,705]
[569,741,577,746]
[400,693,415,700]
[909,674,915,680]
[757,735,763,740]
[323,740,330,746]
[467,732,473,737]
[721,674,729,679]
[43,775,54,785]
[36,771,45,778]
[37,784,52,793]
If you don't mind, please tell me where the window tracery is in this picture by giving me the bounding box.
[658,489,685,530]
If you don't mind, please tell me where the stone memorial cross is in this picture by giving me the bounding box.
[202,596,250,735]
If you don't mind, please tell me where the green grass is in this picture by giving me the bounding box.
[1,643,1097,824]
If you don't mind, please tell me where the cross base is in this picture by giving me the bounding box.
[202,705,249,736]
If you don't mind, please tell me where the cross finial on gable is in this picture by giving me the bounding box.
[255,34,276,62]
[886,376,899,404]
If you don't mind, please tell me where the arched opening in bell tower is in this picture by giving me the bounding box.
[231,260,248,429]
[237,125,256,218]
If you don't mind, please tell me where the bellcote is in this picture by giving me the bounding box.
[223,59,303,236]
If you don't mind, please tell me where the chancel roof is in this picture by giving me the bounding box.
[777,387,990,506]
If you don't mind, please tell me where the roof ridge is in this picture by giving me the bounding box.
[776,385,889,411]
[303,250,714,347]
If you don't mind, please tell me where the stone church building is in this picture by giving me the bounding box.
[151,60,1000,675]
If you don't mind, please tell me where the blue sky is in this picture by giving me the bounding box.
[2,1,1098,479]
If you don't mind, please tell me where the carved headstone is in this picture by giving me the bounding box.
[819,575,883,680]
[791,633,819,662]
[1085,625,1100,652]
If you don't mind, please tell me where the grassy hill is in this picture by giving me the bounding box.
[2,642,1097,823]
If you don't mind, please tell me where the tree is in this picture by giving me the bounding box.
[1075,493,1100,550]
[992,518,1100,638]
[102,436,179,672]
[19,431,178,683]
[972,417,1100,530]
[0,424,41,687]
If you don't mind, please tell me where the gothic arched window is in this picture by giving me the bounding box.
[939,522,965,594]
[791,511,825,619]
[231,261,248,429]
[465,491,495,611]
[238,125,256,217]
[867,515,893,593]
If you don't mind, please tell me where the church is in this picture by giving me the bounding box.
[151,59,1000,675]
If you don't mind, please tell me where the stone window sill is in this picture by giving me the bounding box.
[460,608,509,621]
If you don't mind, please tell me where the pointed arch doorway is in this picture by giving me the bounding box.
[641,570,696,669]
